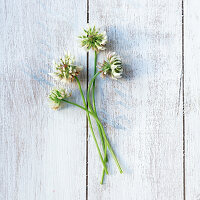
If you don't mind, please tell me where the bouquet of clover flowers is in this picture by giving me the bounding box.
[48,26,123,184]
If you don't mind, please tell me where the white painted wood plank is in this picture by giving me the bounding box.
[0,0,87,199]
[88,0,183,199]
[185,0,200,199]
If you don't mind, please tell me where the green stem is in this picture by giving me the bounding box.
[86,73,123,173]
[88,72,108,177]
[97,118,123,174]
[68,79,108,175]
[92,51,107,184]
[91,53,104,148]
[92,51,97,111]
[87,72,100,111]
[92,53,104,147]
[62,99,123,174]
[100,142,107,184]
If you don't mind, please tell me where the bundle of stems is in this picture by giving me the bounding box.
[89,51,110,184]
[61,65,123,183]
[48,25,123,184]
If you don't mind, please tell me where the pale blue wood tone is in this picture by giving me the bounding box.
[0,0,87,199]
[88,0,183,199]
[2,0,198,199]
[185,0,200,199]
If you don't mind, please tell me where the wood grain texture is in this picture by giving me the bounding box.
[0,0,87,199]
[1,0,193,199]
[185,0,200,199]
[88,0,183,199]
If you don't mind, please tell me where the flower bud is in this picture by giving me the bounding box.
[79,26,107,52]
[49,52,82,83]
[48,88,70,110]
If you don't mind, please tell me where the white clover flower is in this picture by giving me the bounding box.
[49,52,82,83]
[79,26,107,52]
[100,52,123,80]
[48,88,70,110]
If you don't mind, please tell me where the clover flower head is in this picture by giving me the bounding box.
[49,52,82,83]
[48,88,70,110]
[79,25,107,52]
[100,52,123,80]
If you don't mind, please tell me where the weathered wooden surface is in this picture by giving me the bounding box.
[88,0,183,199]
[1,0,199,199]
[0,0,87,199]
[185,0,200,199]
